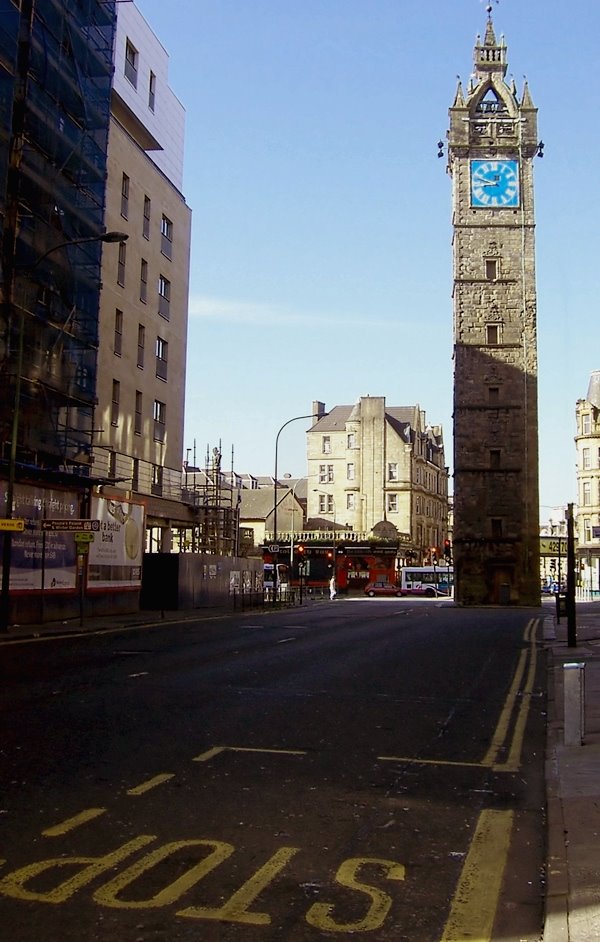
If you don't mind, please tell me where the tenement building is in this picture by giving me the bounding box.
[575,371,600,592]
[306,397,449,562]
[446,8,541,605]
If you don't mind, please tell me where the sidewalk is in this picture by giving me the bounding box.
[0,607,231,642]
[544,603,600,942]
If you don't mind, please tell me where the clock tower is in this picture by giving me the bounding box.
[447,8,541,605]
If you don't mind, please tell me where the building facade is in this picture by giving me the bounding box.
[446,10,541,605]
[306,397,449,561]
[94,1,193,552]
[575,371,600,592]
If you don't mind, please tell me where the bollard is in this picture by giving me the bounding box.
[563,662,586,746]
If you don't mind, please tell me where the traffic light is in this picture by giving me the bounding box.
[443,539,452,562]
[297,544,305,555]
[431,547,438,564]
[336,543,346,556]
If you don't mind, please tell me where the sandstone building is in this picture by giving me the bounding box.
[446,10,541,604]
[306,397,449,562]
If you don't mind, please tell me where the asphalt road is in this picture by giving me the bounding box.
[0,598,547,941]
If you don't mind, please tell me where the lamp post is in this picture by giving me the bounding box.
[271,413,314,603]
[272,413,314,542]
[0,230,128,632]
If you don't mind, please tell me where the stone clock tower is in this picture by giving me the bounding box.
[446,8,541,605]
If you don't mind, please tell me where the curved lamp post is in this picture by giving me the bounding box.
[272,413,314,543]
[0,230,129,632]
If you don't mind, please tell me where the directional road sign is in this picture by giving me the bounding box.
[0,518,25,532]
[41,519,100,532]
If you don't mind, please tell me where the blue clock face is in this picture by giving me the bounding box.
[470,159,519,207]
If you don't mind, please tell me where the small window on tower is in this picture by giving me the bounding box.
[486,324,500,345]
[491,518,503,539]
[489,386,500,404]
[489,449,501,469]
[485,259,498,281]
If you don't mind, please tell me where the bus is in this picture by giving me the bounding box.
[399,565,454,597]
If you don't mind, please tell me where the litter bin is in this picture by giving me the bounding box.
[556,592,568,622]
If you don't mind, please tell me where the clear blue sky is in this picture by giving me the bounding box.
[135,0,599,521]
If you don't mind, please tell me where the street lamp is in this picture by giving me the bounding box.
[0,230,129,632]
[272,413,314,543]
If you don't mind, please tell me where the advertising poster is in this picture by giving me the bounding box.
[0,483,79,591]
[87,496,145,589]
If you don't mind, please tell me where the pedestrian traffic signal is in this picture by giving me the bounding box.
[431,547,438,563]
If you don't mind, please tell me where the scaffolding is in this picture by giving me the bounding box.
[0,0,116,477]
[180,445,241,556]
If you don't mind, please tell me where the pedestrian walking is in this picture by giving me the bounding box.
[329,575,336,600]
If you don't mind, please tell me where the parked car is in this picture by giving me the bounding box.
[364,581,404,598]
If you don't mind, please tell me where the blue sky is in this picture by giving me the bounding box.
[135,0,599,521]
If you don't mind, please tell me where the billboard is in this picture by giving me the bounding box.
[87,496,145,589]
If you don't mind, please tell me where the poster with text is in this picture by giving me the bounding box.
[87,496,145,589]
[0,483,78,591]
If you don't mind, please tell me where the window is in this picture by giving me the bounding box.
[583,481,591,506]
[387,493,398,512]
[152,464,163,496]
[158,274,171,319]
[388,462,398,482]
[132,457,139,491]
[491,518,503,539]
[582,413,591,435]
[117,240,126,286]
[486,324,500,345]
[584,518,592,543]
[485,259,498,280]
[322,435,331,454]
[346,462,355,481]
[155,336,168,380]
[111,380,120,426]
[489,386,500,403]
[113,309,123,356]
[120,172,130,218]
[319,464,333,483]
[140,258,148,302]
[135,390,143,435]
[125,38,138,87]
[583,447,591,470]
[148,70,156,111]
[143,195,151,239]
[415,497,421,514]
[137,324,145,368]
[347,432,356,448]
[346,493,355,511]
[489,449,501,469]
[153,399,166,442]
[160,215,173,259]
[318,494,334,514]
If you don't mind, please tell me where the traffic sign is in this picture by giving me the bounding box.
[0,518,25,532]
[41,519,100,532]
